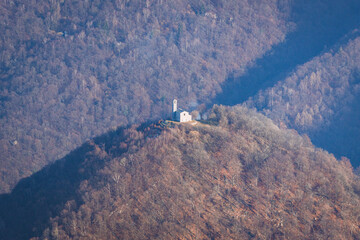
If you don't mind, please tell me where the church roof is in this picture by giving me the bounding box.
[175,108,188,113]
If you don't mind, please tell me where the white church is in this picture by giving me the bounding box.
[172,99,192,122]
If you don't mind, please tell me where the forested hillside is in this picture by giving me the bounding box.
[246,33,360,166]
[215,0,360,106]
[0,0,292,193]
[1,105,359,239]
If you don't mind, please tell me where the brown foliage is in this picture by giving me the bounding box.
[2,105,358,239]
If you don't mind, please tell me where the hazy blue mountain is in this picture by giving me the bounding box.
[246,33,360,166]
[0,0,292,193]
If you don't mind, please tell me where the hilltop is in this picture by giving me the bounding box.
[1,105,359,239]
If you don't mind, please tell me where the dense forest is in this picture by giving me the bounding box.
[1,105,359,239]
[215,0,360,106]
[0,0,292,193]
[1,1,360,238]
[246,33,360,166]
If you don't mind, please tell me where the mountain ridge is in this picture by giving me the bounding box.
[245,33,360,166]
[1,105,360,239]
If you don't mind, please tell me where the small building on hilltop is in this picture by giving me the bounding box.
[172,99,192,122]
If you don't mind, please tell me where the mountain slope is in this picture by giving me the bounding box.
[246,32,360,166]
[1,105,359,239]
[215,0,360,106]
[0,0,292,193]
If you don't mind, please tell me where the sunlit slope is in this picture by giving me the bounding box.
[1,105,359,239]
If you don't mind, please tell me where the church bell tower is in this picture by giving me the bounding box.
[172,99,177,120]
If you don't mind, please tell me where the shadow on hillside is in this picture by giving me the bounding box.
[0,126,130,240]
[214,0,360,106]
[310,93,360,167]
